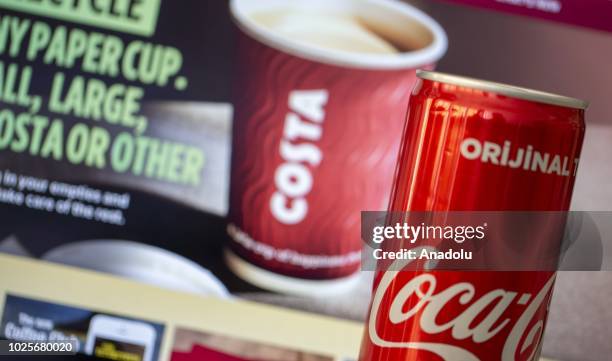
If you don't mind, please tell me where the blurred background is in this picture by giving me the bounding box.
[0,1,610,361]
[415,1,610,125]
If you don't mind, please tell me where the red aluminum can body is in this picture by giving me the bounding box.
[359,71,586,361]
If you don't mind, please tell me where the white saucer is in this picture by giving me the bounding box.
[43,240,229,298]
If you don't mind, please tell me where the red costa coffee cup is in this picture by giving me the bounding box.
[226,0,447,295]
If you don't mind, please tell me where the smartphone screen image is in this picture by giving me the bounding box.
[85,315,156,361]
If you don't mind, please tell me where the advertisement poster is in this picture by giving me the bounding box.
[0,1,232,265]
[0,1,611,361]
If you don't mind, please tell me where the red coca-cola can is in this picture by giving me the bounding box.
[225,0,446,295]
[359,71,587,361]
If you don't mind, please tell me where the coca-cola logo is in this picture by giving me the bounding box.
[368,250,555,361]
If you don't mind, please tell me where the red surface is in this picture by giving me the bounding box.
[359,77,585,360]
[438,0,612,33]
[171,345,251,361]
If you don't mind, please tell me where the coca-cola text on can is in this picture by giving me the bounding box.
[359,70,587,361]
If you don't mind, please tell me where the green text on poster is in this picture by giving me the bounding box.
[0,0,161,36]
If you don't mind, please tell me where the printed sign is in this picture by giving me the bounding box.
[1,294,165,361]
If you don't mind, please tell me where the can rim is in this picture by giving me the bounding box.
[417,70,589,110]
